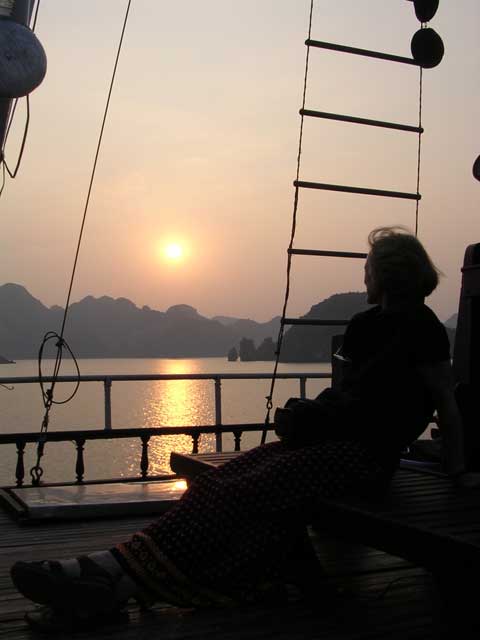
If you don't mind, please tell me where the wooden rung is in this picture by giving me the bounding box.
[306,39,418,66]
[288,249,367,259]
[300,109,423,134]
[282,318,349,326]
[294,180,421,201]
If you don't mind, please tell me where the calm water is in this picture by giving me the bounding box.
[0,358,331,486]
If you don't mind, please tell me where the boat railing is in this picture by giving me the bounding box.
[0,425,272,488]
[0,371,331,488]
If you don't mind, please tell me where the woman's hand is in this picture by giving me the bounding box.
[273,407,295,442]
[417,361,466,476]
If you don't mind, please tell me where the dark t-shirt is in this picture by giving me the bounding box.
[339,303,451,451]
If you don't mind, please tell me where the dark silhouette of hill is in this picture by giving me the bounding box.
[445,313,458,329]
[0,283,62,359]
[214,315,281,344]
[212,316,238,326]
[0,284,281,360]
[280,292,369,362]
[279,294,457,362]
[0,284,456,361]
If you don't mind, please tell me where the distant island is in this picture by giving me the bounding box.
[234,292,370,362]
[0,355,14,364]
[0,283,456,363]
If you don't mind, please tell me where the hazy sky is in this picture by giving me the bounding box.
[1,0,478,322]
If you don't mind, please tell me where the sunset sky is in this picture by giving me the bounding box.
[1,0,478,323]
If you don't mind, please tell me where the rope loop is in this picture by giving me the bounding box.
[30,463,44,486]
[38,331,81,407]
[31,331,81,484]
[30,435,46,485]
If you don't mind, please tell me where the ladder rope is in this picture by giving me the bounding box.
[30,0,133,485]
[261,0,314,445]
[261,6,427,444]
[415,65,423,236]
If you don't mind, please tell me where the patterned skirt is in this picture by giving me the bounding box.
[113,440,395,607]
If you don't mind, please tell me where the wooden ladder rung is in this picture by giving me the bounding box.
[288,249,367,259]
[282,318,349,327]
[300,109,423,134]
[294,180,420,201]
[306,39,418,66]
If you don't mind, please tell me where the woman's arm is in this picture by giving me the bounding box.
[417,360,466,477]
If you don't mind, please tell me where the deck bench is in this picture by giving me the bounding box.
[170,449,480,635]
[169,450,480,575]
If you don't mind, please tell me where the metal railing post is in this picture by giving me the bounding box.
[214,377,222,452]
[300,377,307,399]
[104,378,112,430]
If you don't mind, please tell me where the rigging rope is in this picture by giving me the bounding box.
[4,95,30,179]
[30,0,133,485]
[0,162,5,199]
[31,0,41,29]
[261,0,314,445]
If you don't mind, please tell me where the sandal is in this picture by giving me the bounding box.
[11,556,121,617]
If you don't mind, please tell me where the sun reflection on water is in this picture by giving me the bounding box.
[124,362,217,476]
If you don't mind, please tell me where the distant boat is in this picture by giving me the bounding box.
[227,347,238,362]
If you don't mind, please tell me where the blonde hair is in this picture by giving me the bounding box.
[367,226,441,300]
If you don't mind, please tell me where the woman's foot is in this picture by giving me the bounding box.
[10,554,137,618]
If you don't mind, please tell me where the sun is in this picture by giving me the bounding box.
[164,243,183,261]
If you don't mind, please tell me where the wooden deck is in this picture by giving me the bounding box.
[0,488,447,640]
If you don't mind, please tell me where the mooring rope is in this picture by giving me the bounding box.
[30,0,133,484]
[261,0,315,445]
